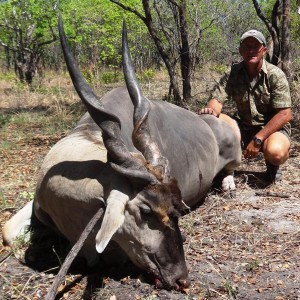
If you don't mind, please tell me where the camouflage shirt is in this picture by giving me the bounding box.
[210,59,291,127]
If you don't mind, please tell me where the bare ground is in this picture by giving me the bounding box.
[1,75,300,300]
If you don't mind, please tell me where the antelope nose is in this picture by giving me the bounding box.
[175,278,190,291]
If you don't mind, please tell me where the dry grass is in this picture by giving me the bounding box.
[1,73,72,109]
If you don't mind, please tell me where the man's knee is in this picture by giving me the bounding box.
[263,133,290,165]
[265,150,289,165]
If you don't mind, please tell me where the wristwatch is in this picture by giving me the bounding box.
[253,136,263,147]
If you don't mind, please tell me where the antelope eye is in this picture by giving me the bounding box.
[139,203,152,215]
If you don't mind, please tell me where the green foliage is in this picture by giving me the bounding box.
[101,70,122,84]
[0,71,16,81]
[18,191,35,202]
[142,69,155,80]
[9,112,32,125]
[209,63,227,74]
[197,0,264,64]
[0,0,59,84]
[0,139,13,150]
[137,68,155,82]
[246,259,263,272]
[0,113,11,127]
[285,1,300,63]
[12,229,32,251]
[260,0,300,44]
[0,190,9,210]
[223,280,238,298]
[0,0,58,46]
[0,0,299,89]
[59,0,147,66]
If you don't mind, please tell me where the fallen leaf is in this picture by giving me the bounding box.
[277,280,284,286]
[248,277,257,284]
[223,205,230,211]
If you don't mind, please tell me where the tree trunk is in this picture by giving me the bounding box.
[281,0,292,84]
[141,0,183,106]
[178,0,192,102]
[252,0,280,65]
[270,0,281,65]
[252,0,292,78]
[110,0,187,106]
[168,71,182,105]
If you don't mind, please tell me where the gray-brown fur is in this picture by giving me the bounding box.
[2,19,241,291]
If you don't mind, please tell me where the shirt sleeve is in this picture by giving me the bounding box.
[270,70,291,109]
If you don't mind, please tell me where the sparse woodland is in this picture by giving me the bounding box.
[1,1,300,299]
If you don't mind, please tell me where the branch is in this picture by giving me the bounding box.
[252,0,273,33]
[0,39,17,51]
[255,191,290,198]
[0,40,32,54]
[166,0,179,8]
[271,0,281,36]
[141,0,170,60]
[45,207,104,300]
[23,47,33,54]
[109,0,146,22]
[252,0,281,65]
[153,1,173,45]
[0,23,19,32]
[38,37,57,48]
[201,16,220,32]
[26,24,35,45]
[48,17,57,41]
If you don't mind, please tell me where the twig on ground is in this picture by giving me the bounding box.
[45,207,104,300]
[208,287,232,298]
[1,207,16,212]
[0,273,32,300]
[0,251,12,265]
[255,191,290,198]
[18,273,36,298]
[43,266,60,273]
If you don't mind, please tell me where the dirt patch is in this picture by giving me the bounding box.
[1,126,300,300]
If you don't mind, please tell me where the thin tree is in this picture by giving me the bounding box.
[252,0,292,83]
[281,0,291,81]
[110,0,196,106]
[0,0,57,85]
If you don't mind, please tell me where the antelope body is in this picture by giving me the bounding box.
[3,19,241,290]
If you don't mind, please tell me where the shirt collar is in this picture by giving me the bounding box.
[240,58,267,78]
[260,59,267,75]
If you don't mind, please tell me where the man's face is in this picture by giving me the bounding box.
[239,37,267,64]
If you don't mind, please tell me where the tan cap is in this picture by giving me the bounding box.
[240,30,266,46]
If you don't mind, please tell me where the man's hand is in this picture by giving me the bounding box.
[198,99,222,118]
[243,140,261,159]
[198,107,219,117]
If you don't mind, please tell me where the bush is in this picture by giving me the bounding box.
[0,113,11,128]
[209,64,227,74]
[0,71,16,81]
[101,71,121,84]
[137,68,155,82]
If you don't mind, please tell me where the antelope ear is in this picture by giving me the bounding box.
[95,190,129,253]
